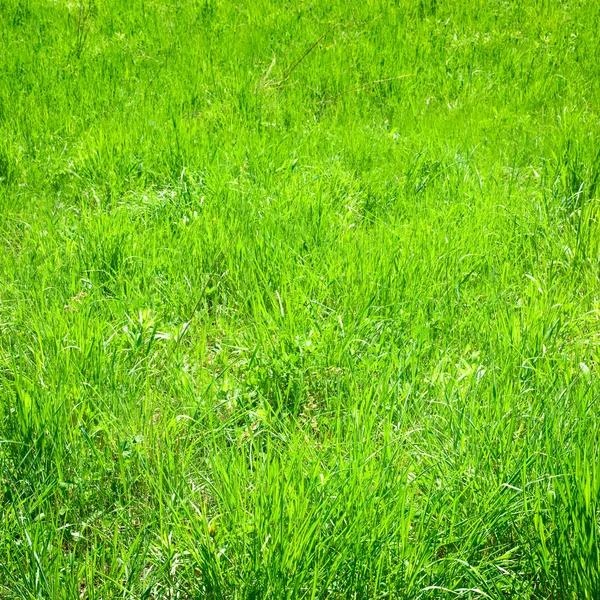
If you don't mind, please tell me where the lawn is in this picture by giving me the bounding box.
[1,0,600,597]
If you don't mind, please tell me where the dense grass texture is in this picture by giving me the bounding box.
[2,0,600,597]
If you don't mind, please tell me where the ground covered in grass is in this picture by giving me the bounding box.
[1,0,600,597]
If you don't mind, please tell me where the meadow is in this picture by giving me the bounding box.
[1,0,600,597]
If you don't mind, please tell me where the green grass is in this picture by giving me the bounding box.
[1,0,600,597]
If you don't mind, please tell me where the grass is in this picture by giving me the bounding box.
[1,0,600,597]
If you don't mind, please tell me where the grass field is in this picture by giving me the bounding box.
[1,0,600,597]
